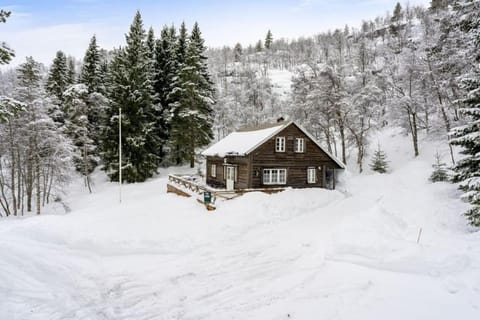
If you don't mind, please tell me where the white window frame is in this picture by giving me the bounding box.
[263,168,287,185]
[294,138,305,153]
[307,167,316,184]
[211,164,216,177]
[275,137,286,152]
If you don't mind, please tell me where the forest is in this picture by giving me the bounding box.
[0,1,479,226]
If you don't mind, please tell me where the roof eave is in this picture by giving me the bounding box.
[293,122,346,169]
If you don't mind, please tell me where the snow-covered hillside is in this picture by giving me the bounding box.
[1,130,479,320]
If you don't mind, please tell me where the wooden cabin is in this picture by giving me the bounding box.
[201,121,345,190]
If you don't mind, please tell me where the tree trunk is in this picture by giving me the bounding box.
[26,145,33,212]
[17,150,21,211]
[410,111,419,157]
[189,136,195,168]
[338,120,347,165]
[83,139,92,193]
[175,144,181,165]
[323,128,332,154]
[35,142,41,215]
[0,162,11,216]
[426,56,455,165]
[47,166,54,204]
[42,166,48,206]
[9,122,17,216]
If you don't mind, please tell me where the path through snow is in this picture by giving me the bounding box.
[1,132,480,319]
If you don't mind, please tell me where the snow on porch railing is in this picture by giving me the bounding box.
[167,173,286,202]
[167,174,213,195]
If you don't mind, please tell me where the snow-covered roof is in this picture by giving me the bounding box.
[201,121,345,169]
[202,122,289,157]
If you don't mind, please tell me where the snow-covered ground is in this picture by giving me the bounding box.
[268,69,293,100]
[1,129,479,320]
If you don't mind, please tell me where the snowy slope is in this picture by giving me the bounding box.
[1,129,479,320]
[268,68,293,100]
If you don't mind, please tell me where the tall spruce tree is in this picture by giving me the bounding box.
[101,11,160,182]
[168,22,214,167]
[46,50,69,125]
[450,0,480,226]
[391,2,403,22]
[66,56,76,85]
[81,35,102,94]
[255,40,263,52]
[190,22,213,88]
[80,34,108,157]
[265,30,273,50]
[0,9,14,65]
[167,22,190,164]
[146,27,156,62]
[63,84,97,192]
[152,26,176,163]
[176,22,188,66]
[233,43,243,62]
[46,51,69,102]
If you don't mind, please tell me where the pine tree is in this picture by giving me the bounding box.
[233,43,243,62]
[0,96,25,122]
[0,9,14,65]
[66,56,76,85]
[152,25,176,163]
[167,22,189,165]
[177,22,188,66]
[146,27,156,62]
[63,84,97,192]
[265,30,273,50]
[255,40,263,52]
[430,152,449,182]
[451,70,480,225]
[81,36,101,92]
[46,51,69,103]
[430,0,448,11]
[190,22,212,86]
[391,2,403,22]
[101,11,160,183]
[80,34,108,160]
[168,22,214,167]
[370,146,389,173]
[450,0,480,226]
[46,50,69,125]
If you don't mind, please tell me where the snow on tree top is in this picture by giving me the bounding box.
[201,122,289,157]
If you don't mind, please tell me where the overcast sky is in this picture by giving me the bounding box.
[1,0,429,68]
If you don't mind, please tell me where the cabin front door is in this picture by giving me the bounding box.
[226,166,235,190]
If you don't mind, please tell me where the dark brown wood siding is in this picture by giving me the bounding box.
[206,155,250,189]
[249,123,341,189]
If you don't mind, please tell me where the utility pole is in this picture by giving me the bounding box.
[119,107,122,204]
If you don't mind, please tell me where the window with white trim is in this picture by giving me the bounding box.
[263,168,287,185]
[294,138,305,153]
[275,137,285,152]
[211,164,216,177]
[307,167,316,184]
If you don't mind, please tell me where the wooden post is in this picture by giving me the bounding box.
[333,169,336,190]
[322,165,326,188]
[417,227,423,243]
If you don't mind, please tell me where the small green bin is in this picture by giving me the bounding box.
[204,191,212,205]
